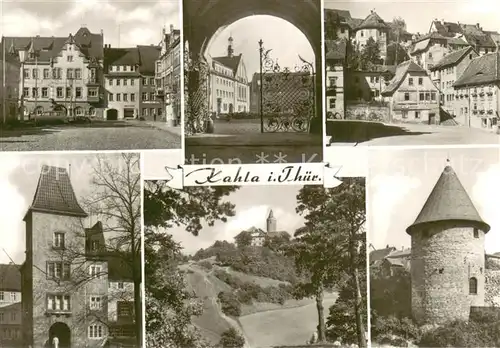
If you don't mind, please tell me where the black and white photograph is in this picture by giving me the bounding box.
[144,182,367,348]
[368,147,500,347]
[324,0,500,147]
[183,0,323,165]
[0,153,142,347]
[0,0,181,151]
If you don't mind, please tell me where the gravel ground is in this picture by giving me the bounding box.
[0,123,181,151]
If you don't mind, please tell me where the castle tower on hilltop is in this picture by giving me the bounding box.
[266,209,277,233]
[407,161,490,325]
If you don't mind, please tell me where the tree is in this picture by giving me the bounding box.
[386,43,409,66]
[234,230,253,248]
[144,183,240,346]
[294,180,367,347]
[389,17,407,43]
[324,10,340,40]
[219,328,245,348]
[361,37,382,68]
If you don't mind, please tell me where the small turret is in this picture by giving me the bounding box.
[266,209,277,233]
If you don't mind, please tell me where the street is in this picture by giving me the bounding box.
[0,121,181,151]
[327,120,500,146]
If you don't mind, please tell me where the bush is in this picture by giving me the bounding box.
[371,316,421,343]
[418,320,495,347]
[197,260,213,270]
[219,328,245,348]
[218,291,241,317]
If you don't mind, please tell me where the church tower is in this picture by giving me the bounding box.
[266,209,277,233]
[227,36,234,58]
[407,161,490,325]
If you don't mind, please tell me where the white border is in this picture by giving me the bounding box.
[140,152,146,348]
[179,0,186,166]
[321,0,327,159]
[365,173,372,347]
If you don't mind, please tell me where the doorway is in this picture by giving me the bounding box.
[49,322,71,348]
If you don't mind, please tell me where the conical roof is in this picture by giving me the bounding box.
[268,209,275,219]
[406,164,490,234]
[25,165,88,218]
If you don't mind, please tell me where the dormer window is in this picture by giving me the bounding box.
[91,240,100,251]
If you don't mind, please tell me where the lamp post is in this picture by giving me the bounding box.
[18,50,26,122]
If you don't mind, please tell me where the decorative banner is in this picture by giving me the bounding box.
[162,163,343,189]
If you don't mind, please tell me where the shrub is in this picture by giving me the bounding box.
[197,260,213,270]
[219,328,245,348]
[218,291,241,317]
[371,316,421,343]
[418,320,495,347]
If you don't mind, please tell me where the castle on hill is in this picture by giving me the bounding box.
[370,160,500,325]
[236,210,291,247]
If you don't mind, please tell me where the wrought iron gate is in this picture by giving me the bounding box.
[258,39,315,133]
[184,45,210,135]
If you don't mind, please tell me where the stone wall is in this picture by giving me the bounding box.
[345,103,390,123]
[485,269,500,306]
[411,221,486,325]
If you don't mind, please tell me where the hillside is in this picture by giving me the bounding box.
[183,260,338,348]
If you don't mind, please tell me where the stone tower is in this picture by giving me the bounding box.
[407,162,490,325]
[21,165,108,347]
[267,209,277,233]
[227,36,234,57]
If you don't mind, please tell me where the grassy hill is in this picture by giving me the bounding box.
[184,260,338,348]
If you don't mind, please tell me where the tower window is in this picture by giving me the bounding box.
[469,277,478,295]
[53,232,65,249]
[473,228,479,238]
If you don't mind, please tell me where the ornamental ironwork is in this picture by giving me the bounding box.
[184,44,210,135]
[258,39,315,133]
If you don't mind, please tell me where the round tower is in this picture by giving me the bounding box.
[267,209,277,233]
[407,161,490,325]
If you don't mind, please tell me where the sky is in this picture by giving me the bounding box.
[0,0,180,47]
[368,147,500,254]
[0,152,136,265]
[325,0,500,36]
[207,15,315,81]
[168,185,306,255]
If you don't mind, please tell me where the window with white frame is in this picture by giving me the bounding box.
[53,232,65,249]
[89,265,102,279]
[0,292,3,301]
[118,282,124,289]
[47,294,71,311]
[47,262,70,280]
[88,324,104,339]
[90,296,102,310]
[10,292,16,301]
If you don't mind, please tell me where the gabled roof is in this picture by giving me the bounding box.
[369,247,396,263]
[137,45,161,75]
[454,52,500,87]
[355,11,389,31]
[325,39,347,60]
[212,54,242,75]
[406,163,490,235]
[25,165,87,219]
[430,46,475,71]
[105,47,139,67]
[0,264,21,292]
[382,60,427,96]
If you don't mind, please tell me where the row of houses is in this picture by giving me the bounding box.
[325,9,500,131]
[0,25,180,124]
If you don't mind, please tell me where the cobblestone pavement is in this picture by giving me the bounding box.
[0,122,181,151]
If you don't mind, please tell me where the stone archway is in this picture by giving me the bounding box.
[106,109,118,121]
[184,0,321,134]
[48,322,71,348]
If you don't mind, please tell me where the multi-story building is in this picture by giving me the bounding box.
[324,9,354,40]
[234,210,290,247]
[0,264,22,346]
[352,10,389,60]
[0,48,21,123]
[325,39,346,119]
[155,25,181,126]
[104,44,162,121]
[209,36,250,116]
[429,20,497,55]
[21,165,136,347]
[2,27,105,120]
[382,60,440,123]
[347,64,396,101]
[453,52,500,130]
[429,46,478,117]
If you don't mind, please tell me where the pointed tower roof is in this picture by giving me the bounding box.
[268,209,275,219]
[24,165,88,219]
[406,163,490,235]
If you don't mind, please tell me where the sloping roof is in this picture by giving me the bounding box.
[406,164,490,234]
[25,165,87,218]
[454,52,500,87]
[325,39,346,60]
[382,60,426,96]
[349,18,364,29]
[0,264,21,292]
[267,231,291,238]
[369,247,396,263]
[212,54,242,75]
[430,46,474,71]
[324,8,352,24]
[355,11,389,30]
[386,248,411,258]
[137,45,161,75]
[105,47,139,67]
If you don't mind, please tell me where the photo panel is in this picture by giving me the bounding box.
[182,0,324,165]
[0,152,142,347]
[368,146,500,347]
[324,0,500,148]
[0,0,181,151]
[143,178,369,348]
